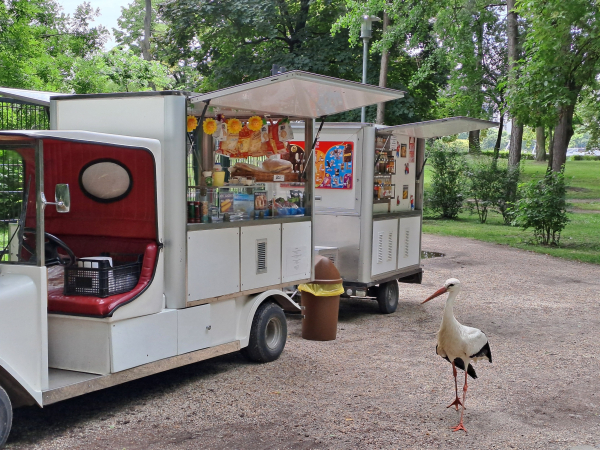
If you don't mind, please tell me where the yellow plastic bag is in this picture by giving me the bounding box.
[298,283,344,297]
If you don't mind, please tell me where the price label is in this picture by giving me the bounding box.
[273,174,285,181]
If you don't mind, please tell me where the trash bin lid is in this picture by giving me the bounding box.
[313,255,343,284]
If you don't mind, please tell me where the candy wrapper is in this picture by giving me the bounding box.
[278,118,294,142]
[213,115,228,142]
[260,121,270,143]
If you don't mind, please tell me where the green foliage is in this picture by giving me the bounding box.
[481,150,535,160]
[0,0,108,91]
[466,158,503,223]
[509,0,600,128]
[425,141,466,219]
[512,169,569,245]
[569,155,600,161]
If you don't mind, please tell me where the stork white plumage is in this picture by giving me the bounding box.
[422,278,492,433]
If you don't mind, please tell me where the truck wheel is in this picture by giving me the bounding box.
[241,301,287,363]
[0,385,12,448]
[377,281,399,314]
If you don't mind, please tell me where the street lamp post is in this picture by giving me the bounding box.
[360,15,381,123]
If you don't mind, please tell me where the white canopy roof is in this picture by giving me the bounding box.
[0,87,71,107]
[378,117,498,138]
[189,71,405,119]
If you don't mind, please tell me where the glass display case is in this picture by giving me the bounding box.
[187,182,306,224]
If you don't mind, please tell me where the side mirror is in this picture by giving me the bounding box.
[55,184,70,213]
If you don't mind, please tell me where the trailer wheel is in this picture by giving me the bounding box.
[241,301,287,363]
[377,281,399,314]
[0,385,12,448]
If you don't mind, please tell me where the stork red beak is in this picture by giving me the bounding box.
[422,286,448,304]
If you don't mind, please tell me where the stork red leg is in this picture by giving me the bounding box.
[446,362,463,411]
[451,370,468,433]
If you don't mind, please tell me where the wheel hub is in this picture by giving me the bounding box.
[265,317,282,350]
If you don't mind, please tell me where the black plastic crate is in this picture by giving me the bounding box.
[64,256,142,298]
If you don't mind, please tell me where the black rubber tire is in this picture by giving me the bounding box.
[377,281,399,314]
[241,301,287,363]
[0,385,12,448]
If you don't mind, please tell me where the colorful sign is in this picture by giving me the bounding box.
[289,141,354,189]
[315,141,353,189]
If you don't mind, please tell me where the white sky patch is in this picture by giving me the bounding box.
[58,0,131,50]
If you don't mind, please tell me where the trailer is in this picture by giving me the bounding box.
[0,72,404,445]
[291,118,497,313]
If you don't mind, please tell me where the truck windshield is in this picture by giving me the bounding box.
[0,143,39,265]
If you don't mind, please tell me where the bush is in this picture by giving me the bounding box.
[569,155,600,161]
[480,150,535,160]
[511,169,569,246]
[425,141,466,219]
[467,158,521,224]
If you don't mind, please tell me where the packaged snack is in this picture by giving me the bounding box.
[262,157,293,173]
[260,122,270,143]
[278,118,294,142]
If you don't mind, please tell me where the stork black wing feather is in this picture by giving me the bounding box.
[437,346,478,379]
[470,342,492,363]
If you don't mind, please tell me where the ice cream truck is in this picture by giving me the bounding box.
[0,71,404,445]
[292,118,497,313]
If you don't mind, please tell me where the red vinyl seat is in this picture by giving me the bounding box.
[48,242,158,318]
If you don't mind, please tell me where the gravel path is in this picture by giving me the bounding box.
[6,234,600,449]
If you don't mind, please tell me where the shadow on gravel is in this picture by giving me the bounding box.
[8,352,247,448]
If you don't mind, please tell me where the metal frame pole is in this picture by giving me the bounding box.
[361,37,369,123]
[34,139,45,267]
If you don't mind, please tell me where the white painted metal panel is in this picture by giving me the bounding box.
[282,221,312,283]
[187,228,240,300]
[209,299,238,347]
[293,125,363,214]
[177,304,211,355]
[0,265,48,403]
[371,219,398,277]
[240,224,281,291]
[110,309,178,373]
[48,315,110,375]
[51,94,187,310]
[398,216,421,269]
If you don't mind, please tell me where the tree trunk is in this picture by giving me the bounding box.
[552,103,575,172]
[493,114,504,159]
[535,126,546,161]
[142,0,152,61]
[507,0,522,167]
[468,130,481,153]
[376,12,390,125]
[547,127,554,171]
[509,120,523,167]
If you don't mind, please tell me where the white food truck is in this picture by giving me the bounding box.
[0,72,404,445]
[292,118,497,313]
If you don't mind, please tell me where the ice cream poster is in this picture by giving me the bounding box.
[314,141,354,189]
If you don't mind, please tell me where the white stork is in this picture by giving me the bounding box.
[422,278,492,433]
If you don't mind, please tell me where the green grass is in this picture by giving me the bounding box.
[570,201,600,211]
[423,159,600,265]
[520,160,600,199]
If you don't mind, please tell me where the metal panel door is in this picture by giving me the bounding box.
[240,224,281,291]
[371,219,398,277]
[187,228,240,301]
[397,216,421,269]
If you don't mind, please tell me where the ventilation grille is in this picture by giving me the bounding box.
[387,232,394,262]
[403,228,410,259]
[377,232,384,264]
[256,239,267,274]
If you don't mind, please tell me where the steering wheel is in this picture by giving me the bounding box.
[21,228,76,267]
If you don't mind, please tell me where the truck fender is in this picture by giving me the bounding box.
[0,361,39,408]
[238,290,300,348]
